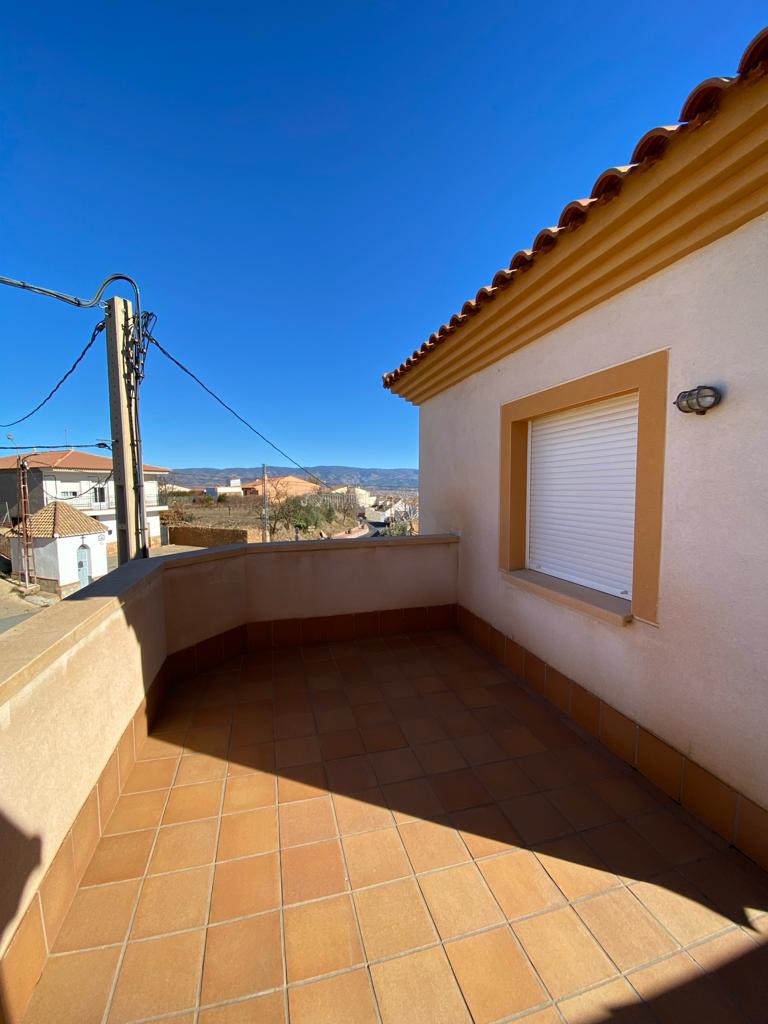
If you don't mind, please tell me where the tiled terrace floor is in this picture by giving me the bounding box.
[22,631,768,1023]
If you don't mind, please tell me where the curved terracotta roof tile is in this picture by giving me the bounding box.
[631,124,684,164]
[558,198,596,229]
[383,26,768,390]
[738,26,768,74]
[679,76,734,122]
[591,164,634,200]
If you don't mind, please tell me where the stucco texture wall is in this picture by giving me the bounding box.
[419,213,768,807]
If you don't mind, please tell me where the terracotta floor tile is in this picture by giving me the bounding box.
[275,711,315,739]
[279,796,337,847]
[201,913,283,1003]
[535,834,620,900]
[479,849,564,920]
[227,740,275,776]
[277,763,327,802]
[681,851,768,926]
[518,750,582,791]
[326,754,378,792]
[518,1011,562,1024]
[288,967,378,1024]
[452,803,521,858]
[149,818,219,874]
[210,852,280,921]
[629,809,716,866]
[371,946,471,1024]
[104,789,167,835]
[199,991,285,1022]
[284,894,363,981]
[630,873,732,943]
[474,759,537,800]
[185,725,231,759]
[401,716,447,745]
[319,728,365,761]
[383,777,445,822]
[132,865,213,938]
[164,780,223,824]
[354,701,393,726]
[175,753,228,786]
[54,879,140,954]
[501,793,574,845]
[123,757,178,794]
[418,862,504,939]
[361,721,407,752]
[275,735,321,768]
[445,926,547,1023]
[496,724,547,757]
[223,771,276,813]
[688,929,768,1021]
[281,838,348,903]
[354,876,436,959]
[627,951,745,1024]
[138,735,184,760]
[315,706,357,733]
[333,788,395,834]
[398,818,470,871]
[370,747,423,785]
[592,775,661,817]
[109,929,205,1022]
[218,806,278,859]
[514,906,617,999]
[575,888,678,970]
[81,829,156,886]
[583,821,671,880]
[343,827,412,888]
[415,739,467,775]
[558,978,654,1023]
[454,731,507,766]
[430,768,491,811]
[23,946,121,1024]
[547,783,619,831]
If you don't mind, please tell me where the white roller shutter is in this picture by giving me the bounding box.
[527,392,639,598]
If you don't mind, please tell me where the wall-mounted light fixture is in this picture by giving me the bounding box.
[674,385,722,415]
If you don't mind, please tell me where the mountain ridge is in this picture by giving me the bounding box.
[169,465,419,490]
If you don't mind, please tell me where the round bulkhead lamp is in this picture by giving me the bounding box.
[673,385,722,415]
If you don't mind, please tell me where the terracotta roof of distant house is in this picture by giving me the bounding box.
[24,502,108,538]
[383,26,768,390]
[0,449,170,473]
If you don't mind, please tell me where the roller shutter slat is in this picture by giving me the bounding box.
[527,392,639,598]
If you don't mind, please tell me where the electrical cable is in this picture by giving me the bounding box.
[0,321,106,427]
[0,443,111,451]
[55,470,114,503]
[145,332,330,490]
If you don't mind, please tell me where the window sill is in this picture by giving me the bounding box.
[501,569,633,627]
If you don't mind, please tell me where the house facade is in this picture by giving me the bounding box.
[0,449,170,555]
[385,41,768,825]
[10,502,109,597]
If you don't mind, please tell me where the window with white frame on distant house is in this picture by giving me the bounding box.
[94,486,106,503]
[499,351,667,623]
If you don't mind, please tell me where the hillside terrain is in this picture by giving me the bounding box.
[170,465,419,490]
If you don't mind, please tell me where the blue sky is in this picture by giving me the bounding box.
[0,2,763,470]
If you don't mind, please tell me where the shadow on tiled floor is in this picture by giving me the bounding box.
[21,631,768,1023]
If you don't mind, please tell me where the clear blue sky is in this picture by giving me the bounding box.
[1,2,763,470]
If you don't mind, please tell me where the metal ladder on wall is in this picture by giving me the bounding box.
[16,457,37,588]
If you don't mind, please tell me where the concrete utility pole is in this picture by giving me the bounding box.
[261,463,269,543]
[105,297,142,563]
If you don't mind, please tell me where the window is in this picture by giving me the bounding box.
[499,351,668,624]
[527,393,639,599]
[94,487,107,503]
[60,490,78,499]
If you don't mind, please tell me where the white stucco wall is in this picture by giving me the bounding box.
[419,213,768,807]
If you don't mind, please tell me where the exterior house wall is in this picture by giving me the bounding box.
[419,212,768,808]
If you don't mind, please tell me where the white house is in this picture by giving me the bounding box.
[10,501,109,596]
[205,478,244,498]
[0,449,170,556]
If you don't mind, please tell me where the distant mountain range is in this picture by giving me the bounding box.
[170,466,419,491]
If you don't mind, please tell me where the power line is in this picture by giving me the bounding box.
[145,332,330,490]
[0,443,111,451]
[0,320,106,427]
